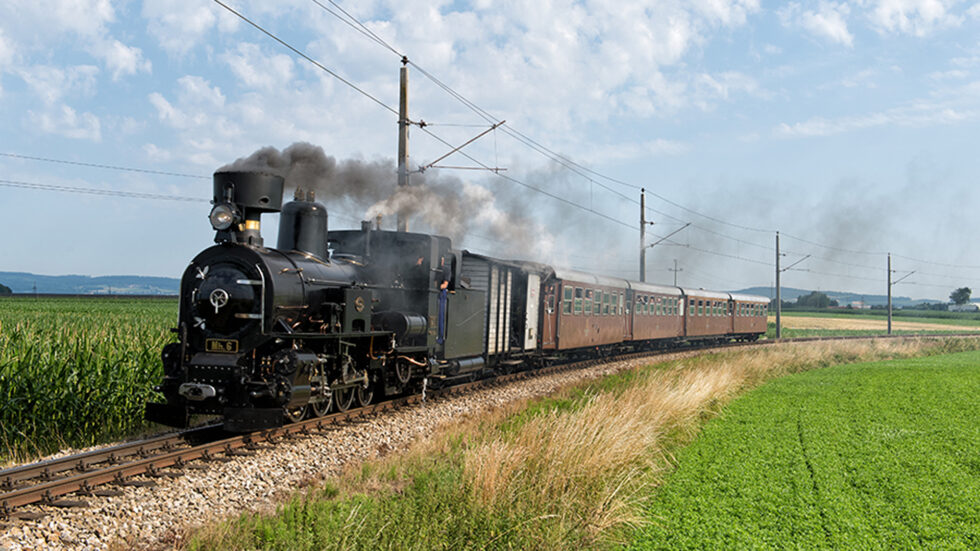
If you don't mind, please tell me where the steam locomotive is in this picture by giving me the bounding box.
[146,170,769,432]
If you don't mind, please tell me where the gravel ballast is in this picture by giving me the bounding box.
[0,351,700,550]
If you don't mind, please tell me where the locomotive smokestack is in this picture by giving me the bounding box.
[210,171,284,247]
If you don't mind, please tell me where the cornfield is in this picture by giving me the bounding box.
[0,297,177,463]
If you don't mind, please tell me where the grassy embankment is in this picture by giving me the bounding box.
[0,297,175,463]
[632,349,980,549]
[185,337,980,550]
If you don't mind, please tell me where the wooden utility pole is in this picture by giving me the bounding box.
[887,253,892,335]
[775,231,781,339]
[396,56,409,232]
[669,259,682,286]
[887,255,914,335]
[640,189,646,282]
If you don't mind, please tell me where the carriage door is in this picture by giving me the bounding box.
[541,282,558,349]
[524,273,541,350]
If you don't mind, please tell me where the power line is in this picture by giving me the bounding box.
[0,152,209,179]
[313,0,402,57]
[212,0,398,116]
[0,179,209,202]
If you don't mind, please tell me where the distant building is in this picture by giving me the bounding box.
[850,301,871,309]
[948,303,980,312]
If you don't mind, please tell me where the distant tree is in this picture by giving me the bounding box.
[795,291,838,309]
[0,283,11,296]
[950,287,972,305]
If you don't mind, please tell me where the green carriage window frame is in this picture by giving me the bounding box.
[584,289,592,317]
[573,287,583,315]
[562,287,573,314]
[618,292,624,315]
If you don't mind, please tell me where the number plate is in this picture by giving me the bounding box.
[205,339,239,353]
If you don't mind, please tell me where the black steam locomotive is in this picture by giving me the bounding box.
[146,170,769,432]
[146,171,489,431]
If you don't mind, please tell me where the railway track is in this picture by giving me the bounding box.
[0,353,615,520]
[2,332,975,521]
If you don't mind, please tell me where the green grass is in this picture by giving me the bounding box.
[630,349,980,550]
[185,339,980,551]
[0,297,176,462]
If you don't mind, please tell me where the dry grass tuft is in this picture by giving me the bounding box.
[461,337,979,545]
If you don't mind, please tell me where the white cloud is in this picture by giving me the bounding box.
[142,0,238,56]
[140,1,768,168]
[0,1,149,82]
[929,69,969,80]
[580,138,691,163]
[865,0,963,36]
[221,43,295,91]
[694,71,767,104]
[93,39,151,80]
[28,104,102,141]
[18,65,99,104]
[0,29,15,96]
[143,143,173,162]
[0,28,12,66]
[23,0,115,36]
[775,99,977,137]
[779,2,854,47]
[839,69,878,88]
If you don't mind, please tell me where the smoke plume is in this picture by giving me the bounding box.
[220,142,555,259]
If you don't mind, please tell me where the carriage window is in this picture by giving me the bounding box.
[584,289,593,317]
[600,292,607,315]
[689,299,695,316]
[563,287,572,315]
[698,300,704,316]
[592,289,600,315]
[574,287,583,315]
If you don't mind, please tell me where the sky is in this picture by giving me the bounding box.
[1,0,980,301]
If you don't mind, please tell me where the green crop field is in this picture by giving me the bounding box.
[0,297,177,463]
[631,350,980,549]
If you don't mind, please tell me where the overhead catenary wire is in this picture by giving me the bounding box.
[212,0,398,116]
[304,0,980,271]
[0,152,209,179]
[6,1,962,297]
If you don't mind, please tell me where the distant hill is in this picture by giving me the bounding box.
[0,272,179,295]
[732,286,940,308]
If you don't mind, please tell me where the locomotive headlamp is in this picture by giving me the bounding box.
[209,204,239,231]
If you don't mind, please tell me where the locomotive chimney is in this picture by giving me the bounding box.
[277,186,329,259]
[210,171,284,247]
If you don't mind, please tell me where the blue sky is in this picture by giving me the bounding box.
[1,0,979,300]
